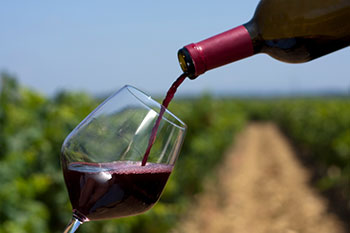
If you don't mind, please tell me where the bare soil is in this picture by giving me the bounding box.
[173,123,347,233]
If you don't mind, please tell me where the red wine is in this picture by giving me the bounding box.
[63,161,173,221]
[141,73,187,166]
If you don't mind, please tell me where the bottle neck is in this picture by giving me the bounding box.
[243,20,263,54]
[178,25,254,79]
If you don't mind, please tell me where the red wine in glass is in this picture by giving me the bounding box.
[63,161,173,221]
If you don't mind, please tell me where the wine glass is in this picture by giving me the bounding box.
[61,85,186,233]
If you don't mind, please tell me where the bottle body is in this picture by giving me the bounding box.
[178,0,350,78]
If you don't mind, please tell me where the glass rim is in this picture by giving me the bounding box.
[122,85,187,131]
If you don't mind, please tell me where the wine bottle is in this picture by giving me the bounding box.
[178,0,350,79]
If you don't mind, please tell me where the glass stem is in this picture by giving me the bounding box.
[63,217,82,233]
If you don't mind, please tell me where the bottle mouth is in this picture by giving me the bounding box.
[178,52,188,72]
[177,47,197,79]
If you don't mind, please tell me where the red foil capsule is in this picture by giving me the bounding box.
[184,25,254,77]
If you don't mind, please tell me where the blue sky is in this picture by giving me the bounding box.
[1,0,349,97]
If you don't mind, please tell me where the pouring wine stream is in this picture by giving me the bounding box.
[141,73,187,166]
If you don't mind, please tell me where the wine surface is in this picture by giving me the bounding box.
[141,73,187,165]
[63,161,173,221]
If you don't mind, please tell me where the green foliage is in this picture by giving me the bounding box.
[0,73,98,233]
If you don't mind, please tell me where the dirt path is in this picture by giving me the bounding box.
[173,123,347,233]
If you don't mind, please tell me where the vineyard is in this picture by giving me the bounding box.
[0,73,349,233]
